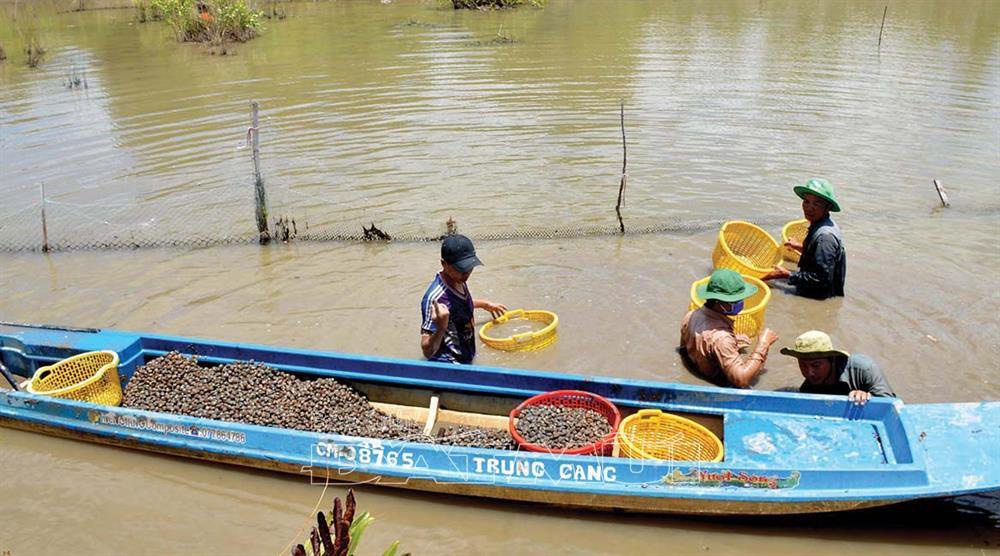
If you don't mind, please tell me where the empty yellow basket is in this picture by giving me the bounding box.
[689,274,771,338]
[27,350,123,406]
[479,309,558,352]
[781,219,809,264]
[616,409,723,462]
[712,221,782,279]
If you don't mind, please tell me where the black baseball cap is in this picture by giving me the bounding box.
[441,234,483,273]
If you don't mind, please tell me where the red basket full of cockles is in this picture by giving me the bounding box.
[509,390,621,456]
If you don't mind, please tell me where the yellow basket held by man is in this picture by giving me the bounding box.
[781,219,809,264]
[616,409,723,462]
[689,274,771,338]
[479,309,558,352]
[711,221,782,279]
[27,350,123,407]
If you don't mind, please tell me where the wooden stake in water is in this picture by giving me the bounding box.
[933,179,951,208]
[250,101,270,244]
[878,6,887,51]
[615,100,627,234]
[39,182,49,253]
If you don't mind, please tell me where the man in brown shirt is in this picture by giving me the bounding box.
[680,269,779,388]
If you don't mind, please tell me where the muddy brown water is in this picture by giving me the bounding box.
[1,0,998,554]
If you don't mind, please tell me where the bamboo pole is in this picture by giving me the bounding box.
[933,179,950,208]
[877,6,887,51]
[615,101,627,234]
[250,101,270,244]
[39,182,49,252]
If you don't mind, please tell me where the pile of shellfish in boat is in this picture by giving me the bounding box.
[514,404,612,451]
[122,352,424,440]
[123,352,611,453]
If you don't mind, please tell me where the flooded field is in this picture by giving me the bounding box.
[1,0,998,554]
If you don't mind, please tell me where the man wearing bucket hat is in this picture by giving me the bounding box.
[762,179,847,299]
[782,330,895,405]
[420,234,507,364]
[679,269,779,388]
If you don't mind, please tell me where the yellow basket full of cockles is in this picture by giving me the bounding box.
[479,309,558,352]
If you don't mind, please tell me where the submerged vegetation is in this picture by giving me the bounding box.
[148,0,263,44]
[24,36,46,67]
[450,0,544,9]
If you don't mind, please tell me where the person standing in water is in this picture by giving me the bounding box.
[420,234,506,364]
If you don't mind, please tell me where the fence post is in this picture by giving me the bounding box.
[39,182,49,253]
[250,101,270,244]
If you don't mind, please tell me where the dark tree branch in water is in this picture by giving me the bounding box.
[615,101,627,234]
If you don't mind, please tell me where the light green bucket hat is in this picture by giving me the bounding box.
[793,178,841,212]
[780,330,850,360]
[696,269,758,303]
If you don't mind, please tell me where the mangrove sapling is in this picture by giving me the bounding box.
[25,37,45,68]
[150,0,263,44]
[134,0,162,23]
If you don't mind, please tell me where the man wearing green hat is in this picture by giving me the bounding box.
[763,179,847,299]
[782,330,895,405]
[679,269,779,388]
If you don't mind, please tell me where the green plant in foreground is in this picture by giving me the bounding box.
[291,489,406,556]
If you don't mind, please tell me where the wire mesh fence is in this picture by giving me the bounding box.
[0,100,796,253]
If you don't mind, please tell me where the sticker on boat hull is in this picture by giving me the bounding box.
[661,468,801,489]
[93,411,247,444]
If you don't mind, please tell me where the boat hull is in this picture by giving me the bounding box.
[0,416,897,515]
[1,322,998,516]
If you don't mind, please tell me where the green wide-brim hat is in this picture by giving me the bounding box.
[780,330,850,360]
[696,269,759,303]
[793,178,841,212]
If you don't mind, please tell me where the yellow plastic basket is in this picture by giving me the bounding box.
[616,409,723,462]
[688,274,771,338]
[479,309,558,352]
[711,221,782,279]
[781,219,809,264]
[27,350,122,406]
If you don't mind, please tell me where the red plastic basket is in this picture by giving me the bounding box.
[509,390,622,455]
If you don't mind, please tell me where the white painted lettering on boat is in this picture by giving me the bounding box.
[472,457,548,479]
[559,463,616,482]
[313,442,415,468]
[96,412,246,444]
[470,457,615,482]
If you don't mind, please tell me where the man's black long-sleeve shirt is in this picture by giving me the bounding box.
[788,215,846,299]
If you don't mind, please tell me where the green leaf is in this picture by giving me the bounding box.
[382,541,400,556]
[347,512,375,556]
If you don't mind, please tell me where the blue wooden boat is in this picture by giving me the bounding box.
[1,321,997,515]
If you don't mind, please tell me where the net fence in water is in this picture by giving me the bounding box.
[0,184,796,253]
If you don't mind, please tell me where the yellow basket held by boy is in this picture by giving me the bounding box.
[479,309,558,352]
